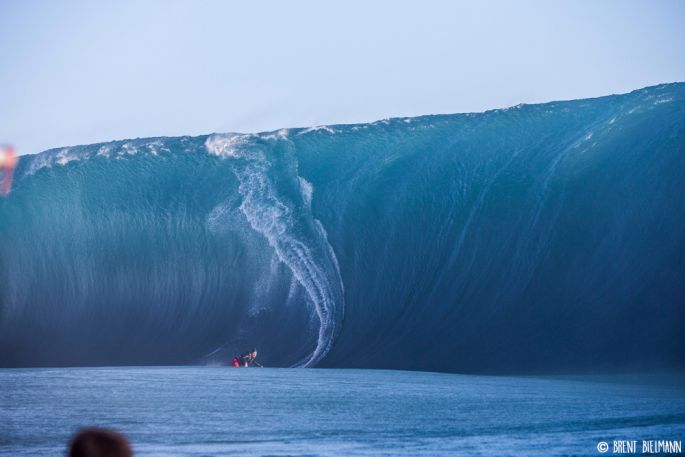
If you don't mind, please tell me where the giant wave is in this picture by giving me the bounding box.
[1,83,684,373]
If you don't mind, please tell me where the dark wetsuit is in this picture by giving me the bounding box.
[237,352,257,367]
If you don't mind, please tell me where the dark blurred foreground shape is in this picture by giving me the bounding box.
[68,428,132,457]
[0,145,17,195]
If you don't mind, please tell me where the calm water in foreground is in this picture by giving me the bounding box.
[1,367,684,456]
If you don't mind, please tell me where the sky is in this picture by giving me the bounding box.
[1,0,684,155]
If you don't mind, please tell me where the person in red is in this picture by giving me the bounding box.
[0,145,17,196]
[233,348,261,367]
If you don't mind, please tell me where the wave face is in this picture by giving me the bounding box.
[1,83,684,372]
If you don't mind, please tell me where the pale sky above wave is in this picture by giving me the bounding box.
[1,0,684,154]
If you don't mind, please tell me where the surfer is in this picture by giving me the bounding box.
[232,348,261,367]
[0,145,17,196]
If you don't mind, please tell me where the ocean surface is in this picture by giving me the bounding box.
[1,367,684,456]
[1,83,684,373]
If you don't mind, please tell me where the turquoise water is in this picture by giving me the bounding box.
[1,367,684,456]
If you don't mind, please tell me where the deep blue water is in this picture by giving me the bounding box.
[1,367,684,456]
[0,83,684,372]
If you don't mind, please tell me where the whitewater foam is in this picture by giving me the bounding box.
[297,126,337,136]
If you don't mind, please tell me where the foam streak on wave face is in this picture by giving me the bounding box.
[205,134,344,367]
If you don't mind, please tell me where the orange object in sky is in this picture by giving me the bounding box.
[0,145,18,196]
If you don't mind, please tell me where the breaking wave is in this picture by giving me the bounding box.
[0,83,684,373]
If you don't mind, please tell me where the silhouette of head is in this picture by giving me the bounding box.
[69,427,132,457]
